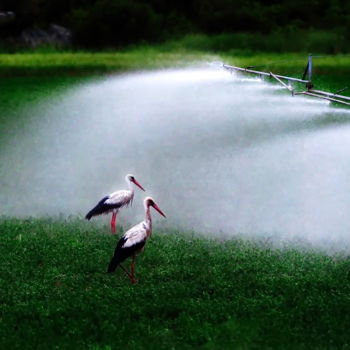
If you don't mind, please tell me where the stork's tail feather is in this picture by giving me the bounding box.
[85,207,98,220]
[85,212,93,220]
[107,255,121,273]
[85,196,110,220]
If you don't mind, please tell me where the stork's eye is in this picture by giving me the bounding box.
[130,176,135,181]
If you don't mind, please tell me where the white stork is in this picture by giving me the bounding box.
[85,174,145,234]
[107,196,166,284]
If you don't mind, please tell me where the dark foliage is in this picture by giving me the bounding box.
[1,0,350,50]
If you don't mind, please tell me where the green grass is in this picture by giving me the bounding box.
[0,49,219,77]
[1,50,349,77]
[0,76,87,111]
[0,75,92,148]
[1,48,349,95]
[1,218,350,349]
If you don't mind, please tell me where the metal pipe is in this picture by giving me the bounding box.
[270,72,294,92]
[223,64,310,84]
[309,89,350,102]
[296,91,350,106]
[223,61,350,107]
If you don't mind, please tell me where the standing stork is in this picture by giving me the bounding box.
[85,174,145,234]
[107,196,166,283]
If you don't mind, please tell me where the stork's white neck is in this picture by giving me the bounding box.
[125,177,134,192]
[144,202,152,234]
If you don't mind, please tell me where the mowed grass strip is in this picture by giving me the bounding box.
[1,49,350,76]
[1,218,350,349]
[1,49,349,96]
[0,50,219,77]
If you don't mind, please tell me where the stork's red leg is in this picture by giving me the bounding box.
[110,212,117,234]
[119,263,133,280]
[130,255,137,284]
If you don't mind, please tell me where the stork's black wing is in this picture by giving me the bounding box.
[107,235,146,273]
[85,196,118,220]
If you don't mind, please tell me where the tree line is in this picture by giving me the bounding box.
[1,0,349,49]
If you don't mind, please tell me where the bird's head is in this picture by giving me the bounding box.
[126,174,145,191]
[145,196,166,218]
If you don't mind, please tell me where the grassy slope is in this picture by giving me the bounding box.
[0,75,91,148]
[0,76,87,112]
[0,49,219,76]
[1,218,350,350]
[1,49,349,95]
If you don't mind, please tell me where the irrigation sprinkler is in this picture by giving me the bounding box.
[223,55,350,107]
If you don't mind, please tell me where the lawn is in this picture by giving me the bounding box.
[1,48,349,95]
[0,49,219,77]
[1,218,350,349]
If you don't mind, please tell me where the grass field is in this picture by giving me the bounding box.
[1,48,350,349]
[1,218,350,349]
[0,49,219,77]
[1,48,349,95]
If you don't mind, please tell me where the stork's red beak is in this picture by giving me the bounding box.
[152,203,166,218]
[132,179,145,191]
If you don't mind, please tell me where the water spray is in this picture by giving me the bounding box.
[1,66,350,252]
